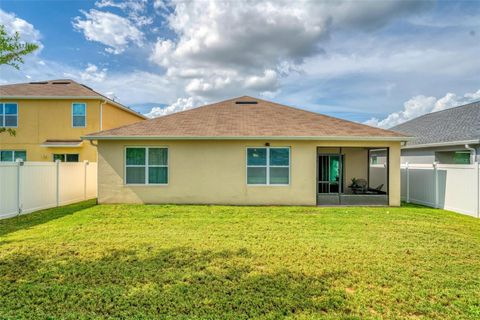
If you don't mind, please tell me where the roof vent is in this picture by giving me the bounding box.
[52,81,71,84]
[29,81,48,84]
[235,101,258,105]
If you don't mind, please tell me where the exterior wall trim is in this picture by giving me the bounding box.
[403,139,480,149]
[83,135,411,142]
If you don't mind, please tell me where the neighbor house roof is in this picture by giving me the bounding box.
[0,79,147,119]
[83,96,408,141]
[391,101,480,148]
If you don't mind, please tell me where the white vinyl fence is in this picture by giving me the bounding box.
[0,161,97,219]
[401,163,480,218]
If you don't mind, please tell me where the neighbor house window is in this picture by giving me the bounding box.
[72,103,86,127]
[247,147,290,185]
[453,151,471,164]
[53,154,79,162]
[1,103,18,127]
[125,147,168,184]
[0,150,26,162]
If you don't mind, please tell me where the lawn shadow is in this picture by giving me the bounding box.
[0,199,96,238]
[0,247,349,319]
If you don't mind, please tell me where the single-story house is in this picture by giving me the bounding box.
[83,97,409,206]
[391,101,479,164]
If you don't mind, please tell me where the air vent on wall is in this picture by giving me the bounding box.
[52,81,71,84]
[235,101,258,105]
[29,81,48,84]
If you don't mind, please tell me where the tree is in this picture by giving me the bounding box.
[0,25,39,69]
[0,128,16,136]
[1,24,39,136]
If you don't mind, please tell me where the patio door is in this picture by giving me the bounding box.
[317,154,344,205]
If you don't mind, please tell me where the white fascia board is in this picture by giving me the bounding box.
[403,139,480,149]
[81,135,412,142]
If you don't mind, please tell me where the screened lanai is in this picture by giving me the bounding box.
[317,147,389,205]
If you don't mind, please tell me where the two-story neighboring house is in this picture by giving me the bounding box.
[0,79,146,162]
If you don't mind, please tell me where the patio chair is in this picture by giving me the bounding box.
[355,179,368,194]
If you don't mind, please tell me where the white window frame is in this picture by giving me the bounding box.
[124,146,168,185]
[72,102,87,128]
[246,147,290,186]
[1,102,18,128]
[0,150,26,162]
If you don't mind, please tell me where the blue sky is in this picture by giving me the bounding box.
[1,0,479,127]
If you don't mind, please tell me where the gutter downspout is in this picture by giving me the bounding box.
[100,99,107,131]
[466,144,479,218]
[465,144,477,164]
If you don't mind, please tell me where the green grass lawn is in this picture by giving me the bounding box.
[1,201,479,319]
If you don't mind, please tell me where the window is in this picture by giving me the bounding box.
[53,154,79,162]
[125,147,168,184]
[72,103,86,127]
[1,103,18,127]
[0,150,26,162]
[435,151,471,164]
[453,151,471,164]
[247,147,290,185]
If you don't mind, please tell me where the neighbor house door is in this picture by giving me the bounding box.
[317,154,344,205]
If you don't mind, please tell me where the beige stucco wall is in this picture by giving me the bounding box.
[97,139,402,206]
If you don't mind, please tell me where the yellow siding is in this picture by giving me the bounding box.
[0,99,144,162]
[102,102,144,130]
[97,139,402,206]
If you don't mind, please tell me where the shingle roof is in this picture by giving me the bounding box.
[0,79,101,97]
[0,79,147,119]
[84,96,407,140]
[391,101,480,146]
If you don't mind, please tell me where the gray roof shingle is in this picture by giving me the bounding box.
[391,101,480,146]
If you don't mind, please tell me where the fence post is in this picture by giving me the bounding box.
[476,161,480,218]
[433,161,439,208]
[405,162,410,203]
[84,160,89,200]
[15,159,24,215]
[55,159,61,207]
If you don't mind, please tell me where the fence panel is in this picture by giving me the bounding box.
[0,161,97,219]
[409,165,436,207]
[369,164,387,192]
[437,165,478,216]
[0,163,19,217]
[402,163,479,218]
[86,162,98,199]
[59,163,86,206]
[20,162,57,214]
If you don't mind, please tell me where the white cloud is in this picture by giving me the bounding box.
[365,89,480,128]
[79,63,107,82]
[149,0,425,101]
[73,9,143,54]
[95,0,153,26]
[145,96,204,118]
[0,9,42,49]
[245,70,279,91]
